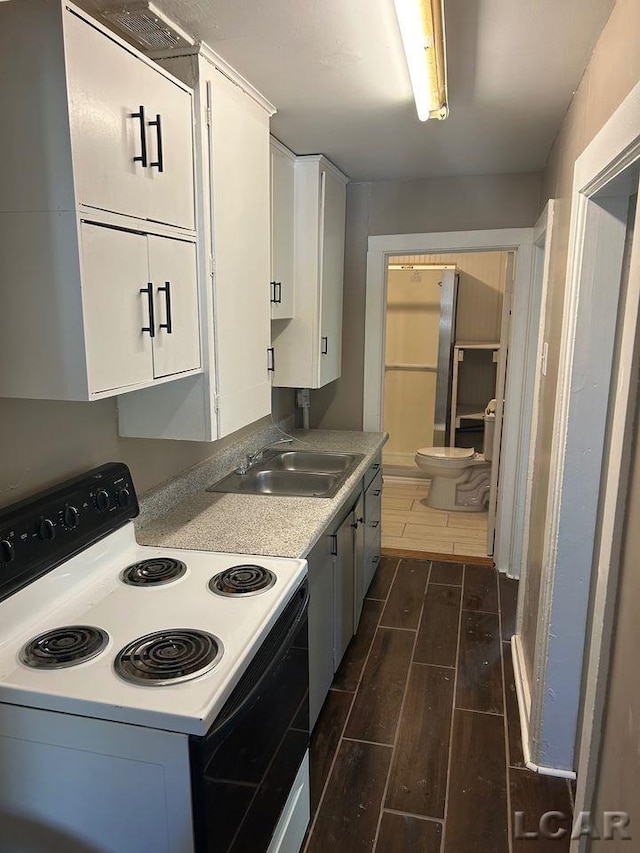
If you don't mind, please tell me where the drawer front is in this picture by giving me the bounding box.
[364,471,382,535]
[363,455,382,492]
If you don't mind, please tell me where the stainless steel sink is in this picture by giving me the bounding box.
[207,449,364,498]
[261,450,359,474]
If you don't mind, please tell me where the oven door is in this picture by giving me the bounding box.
[190,579,309,853]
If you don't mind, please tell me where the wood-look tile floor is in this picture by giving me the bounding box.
[382,477,489,558]
[304,557,573,853]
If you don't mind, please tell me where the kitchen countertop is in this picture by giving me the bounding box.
[135,430,387,558]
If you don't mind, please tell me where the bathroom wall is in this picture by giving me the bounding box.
[310,172,541,430]
[383,267,442,467]
[521,0,640,688]
[0,389,295,506]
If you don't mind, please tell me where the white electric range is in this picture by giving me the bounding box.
[0,463,310,853]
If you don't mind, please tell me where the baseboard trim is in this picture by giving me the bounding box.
[510,634,576,780]
[381,547,493,566]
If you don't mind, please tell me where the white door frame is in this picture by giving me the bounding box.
[518,79,640,780]
[363,229,534,576]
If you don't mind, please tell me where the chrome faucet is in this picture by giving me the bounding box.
[235,438,293,475]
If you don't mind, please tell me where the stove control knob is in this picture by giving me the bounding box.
[0,539,14,564]
[95,489,110,513]
[63,505,80,530]
[38,518,56,541]
[116,487,131,509]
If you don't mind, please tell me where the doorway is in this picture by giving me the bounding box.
[380,251,511,559]
[363,228,535,575]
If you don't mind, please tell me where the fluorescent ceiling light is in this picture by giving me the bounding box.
[393,0,449,121]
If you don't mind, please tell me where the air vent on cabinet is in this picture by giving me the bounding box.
[101,2,194,51]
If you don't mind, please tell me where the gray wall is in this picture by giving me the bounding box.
[0,389,294,505]
[591,380,640,850]
[522,0,640,686]
[311,172,542,430]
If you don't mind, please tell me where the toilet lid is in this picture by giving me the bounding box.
[416,446,475,460]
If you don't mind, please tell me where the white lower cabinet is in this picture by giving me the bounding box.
[118,47,275,441]
[362,460,383,594]
[307,462,382,730]
[82,224,199,394]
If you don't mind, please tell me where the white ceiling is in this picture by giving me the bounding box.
[81,0,615,182]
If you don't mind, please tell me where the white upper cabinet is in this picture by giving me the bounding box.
[117,47,275,441]
[0,1,195,230]
[65,7,195,229]
[82,225,200,394]
[0,0,201,402]
[271,154,348,389]
[270,139,296,320]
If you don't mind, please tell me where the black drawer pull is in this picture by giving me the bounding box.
[321,336,328,355]
[149,114,164,172]
[371,520,380,528]
[372,463,380,471]
[140,284,155,337]
[267,347,275,372]
[158,281,172,333]
[131,105,147,167]
[373,489,381,497]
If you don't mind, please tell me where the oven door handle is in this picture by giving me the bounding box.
[205,586,309,744]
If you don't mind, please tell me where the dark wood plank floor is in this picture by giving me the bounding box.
[304,557,573,853]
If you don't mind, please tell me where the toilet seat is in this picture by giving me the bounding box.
[417,446,475,460]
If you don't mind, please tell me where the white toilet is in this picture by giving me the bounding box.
[414,446,491,512]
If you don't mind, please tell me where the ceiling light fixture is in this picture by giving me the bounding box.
[393,0,449,121]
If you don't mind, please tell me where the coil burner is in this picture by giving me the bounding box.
[20,625,109,669]
[208,565,277,597]
[120,558,187,587]
[114,629,223,686]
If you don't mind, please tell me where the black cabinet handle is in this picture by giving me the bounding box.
[149,114,164,172]
[158,281,172,333]
[330,533,338,556]
[267,347,275,372]
[140,283,155,337]
[270,281,282,304]
[321,336,328,355]
[131,105,147,167]
[372,463,380,471]
[373,489,381,497]
[371,520,380,528]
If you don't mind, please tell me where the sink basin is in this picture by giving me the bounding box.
[260,450,360,474]
[207,449,364,498]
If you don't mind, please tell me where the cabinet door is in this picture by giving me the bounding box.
[270,143,295,319]
[307,535,336,731]
[318,166,347,387]
[65,10,149,223]
[81,223,153,394]
[353,493,366,630]
[208,69,272,436]
[148,235,200,378]
[142,65,195,231]
[333,512,355,669]
[64,9,194,231]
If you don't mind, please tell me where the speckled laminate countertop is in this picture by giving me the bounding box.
[135,430,387,559]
